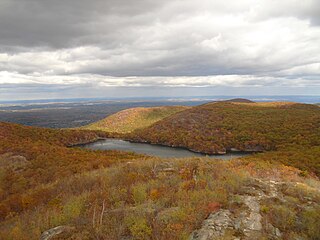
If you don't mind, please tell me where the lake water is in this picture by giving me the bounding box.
[81,139,250,159]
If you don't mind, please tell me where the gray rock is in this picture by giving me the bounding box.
[242,196,262,232]
[190,210,232,240]
[189,178,294,240]
[275,228,282,237]
[266,223,283,238]
[40,226,69,240]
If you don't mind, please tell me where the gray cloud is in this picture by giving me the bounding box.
[0,0,319,98]
[0,0,163,49]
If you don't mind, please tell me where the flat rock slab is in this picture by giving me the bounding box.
[243,196,262,231]
[190,210,232,240]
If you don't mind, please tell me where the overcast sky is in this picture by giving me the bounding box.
[0,0,320,100]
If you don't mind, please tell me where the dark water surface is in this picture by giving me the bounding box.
[81,139,250,159]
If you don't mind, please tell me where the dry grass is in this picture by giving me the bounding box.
[82,106,190,133]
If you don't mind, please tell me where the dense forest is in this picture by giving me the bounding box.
[128,102,320,175]
[83,106,189,133]
[0,101,319,239]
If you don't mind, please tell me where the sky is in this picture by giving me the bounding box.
[0,0,320,100]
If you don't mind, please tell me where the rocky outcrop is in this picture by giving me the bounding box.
[40,226,74,240]
[190,178,286,240]
[241,196,263,238]
[0,153,30,172]
[190,210,233,240]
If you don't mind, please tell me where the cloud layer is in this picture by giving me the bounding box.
[0,0,319,99]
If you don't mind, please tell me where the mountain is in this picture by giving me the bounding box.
[129,101,319,153]
[224,98,255,103]
[0,101,320,239]
[82,106,189,133]
[128,101,320,174]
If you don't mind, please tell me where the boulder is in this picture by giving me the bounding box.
[40,226,73,240]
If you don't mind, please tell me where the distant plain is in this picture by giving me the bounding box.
[0,95,319,128]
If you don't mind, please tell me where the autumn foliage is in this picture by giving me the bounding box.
[128,102,320,174]
[130,102,320,152]
[0,101,319,239]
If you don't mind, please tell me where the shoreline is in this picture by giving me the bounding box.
[72,137,260,156]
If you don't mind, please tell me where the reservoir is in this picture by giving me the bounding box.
[80,139,250,159]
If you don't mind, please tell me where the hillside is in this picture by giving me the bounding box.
[82,106,189,133]
[129,102,320,153]
[0,119,320,239]
[128,101,320,174]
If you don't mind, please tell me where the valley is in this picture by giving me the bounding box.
[2,0,320,238]
[0,100,201,129]
[0,99,319,239]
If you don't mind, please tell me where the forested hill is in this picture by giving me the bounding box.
[0,108,320,239]
[127,102,320,170]
[0,121,108,147]
[82,106,189,133]
[0,122,142,222]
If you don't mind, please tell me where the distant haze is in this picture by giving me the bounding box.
[0,0,320,100]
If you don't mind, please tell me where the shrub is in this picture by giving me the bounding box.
[260,205,269,214]
[268,205,296,231]
[132,184,147,205]
[300,207,320,239]
[63,193,88,222]
[125,215,152,240]
[149,188,161,201]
